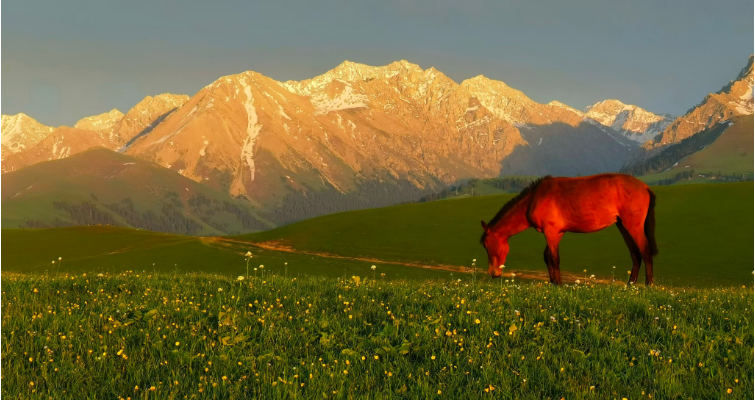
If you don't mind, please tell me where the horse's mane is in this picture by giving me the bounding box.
[480,175,552,243]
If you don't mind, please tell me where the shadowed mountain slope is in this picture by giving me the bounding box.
[2,148,270,235]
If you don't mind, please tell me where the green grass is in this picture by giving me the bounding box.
[239,182,754,287]
[2,272,752,399]
[3,182,753,287]
[1,227,228,272]
[0,226,452,282]
[640,116,754,185]
[1,148,270,235]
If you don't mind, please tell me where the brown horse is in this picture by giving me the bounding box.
[480,174,658,285]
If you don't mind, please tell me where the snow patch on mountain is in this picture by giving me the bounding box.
[240,80,263,181]
[311,83,369,115]
[733,83,753,115]
[734,105,752,115]
[740,85,753,101]
[278,105,291,120]
[51,136,71,159]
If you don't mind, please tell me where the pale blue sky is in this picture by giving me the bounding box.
[2,0,753,126]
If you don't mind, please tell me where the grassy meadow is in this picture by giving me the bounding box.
[2,182,753,399]
[239,182,753,287]
[2,272,752,399]
[0,226,452,281]
[2,182,753,287]
[639,116,754,186]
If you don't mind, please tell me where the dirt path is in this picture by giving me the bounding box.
[204,237,618,285]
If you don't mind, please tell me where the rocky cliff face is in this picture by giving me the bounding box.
[114,93,190,151]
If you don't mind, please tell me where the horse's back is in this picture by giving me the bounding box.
[529,174,649,233]
[542,174,648,198]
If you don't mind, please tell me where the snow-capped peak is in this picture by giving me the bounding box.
[281,60,430,97]
[1,112,54,153]
[584,100,673,143]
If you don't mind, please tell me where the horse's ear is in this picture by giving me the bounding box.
[480,220,488,230]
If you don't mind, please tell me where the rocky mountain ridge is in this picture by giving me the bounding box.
[120,60,635,223]
[629,55,753,164]
[1,93,189,172]
[4,57,751,227]
[73,109,124,140]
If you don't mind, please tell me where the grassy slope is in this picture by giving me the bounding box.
[640,115,754,185]
[240,182,753,287]
[0,226,451,281]
[3,183,752,287]
[2,272,751,399]
[1,148,269,235]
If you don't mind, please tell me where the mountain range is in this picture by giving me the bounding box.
[623,55,754,175]
[635,56,753,158]
[1,94,189,173]
[2,56,752,231]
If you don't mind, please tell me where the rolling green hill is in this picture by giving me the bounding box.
[1,148,271,235]
[639,115,754,185]
[0,226,451,281]
[3,182,752,287]
[238,182,753,286]
[675,115,754,174]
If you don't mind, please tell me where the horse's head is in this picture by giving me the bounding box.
[480,221,508,278]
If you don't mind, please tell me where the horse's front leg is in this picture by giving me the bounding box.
[543,246,556,284]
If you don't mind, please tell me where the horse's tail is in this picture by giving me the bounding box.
[645,189,659,256]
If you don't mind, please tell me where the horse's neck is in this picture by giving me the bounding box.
[492,195,531,238]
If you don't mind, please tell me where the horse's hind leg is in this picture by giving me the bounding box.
[643,254,654,286]
[617,219,641,285]
[543,246,556,284]
[625,220,654,286]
